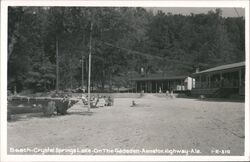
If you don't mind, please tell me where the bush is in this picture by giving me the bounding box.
[55,99,69,115]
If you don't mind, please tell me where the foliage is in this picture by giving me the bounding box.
[7,7,245,92]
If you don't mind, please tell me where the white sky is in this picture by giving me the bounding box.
[148,7,245,17]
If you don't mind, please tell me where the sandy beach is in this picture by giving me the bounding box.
[7,94,245,155]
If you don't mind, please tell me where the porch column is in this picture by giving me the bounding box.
[155,82,158,93]
[239,68,242,87]
[150,81,152,93]
[191,78,193,88]
[148,81,150,93]
[136,82,138,93]
[199,75,201,89]
[220,72,223,87]
[140,82,142,92]
[192,78,195,89]
[208,74,211,88]
[131,81,133,93]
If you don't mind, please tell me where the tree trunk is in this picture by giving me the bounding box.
[109,74,112,92]
[101,80,105,92]
[8,36,17,60]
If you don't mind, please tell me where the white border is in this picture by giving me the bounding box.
[1,0,249,162]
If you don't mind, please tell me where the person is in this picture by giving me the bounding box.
[166,90,170,97]
[104,96,108,106]
[159,87,162,93]
[61,96,69,115]
[90,96,99,108]
[107,96,113,106]
[81,94,88,105]
[170,88,174,99]
[97,96,106,107]
[131,100,136,107]
[140,90,144,97]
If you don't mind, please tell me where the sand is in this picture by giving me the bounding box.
[7,94,245,155]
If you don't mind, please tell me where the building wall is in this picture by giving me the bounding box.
[191,66,245,96]
[135,78,191,93]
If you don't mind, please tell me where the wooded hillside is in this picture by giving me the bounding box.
[8,7,245,92]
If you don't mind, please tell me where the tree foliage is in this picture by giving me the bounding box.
[7,7,245,92]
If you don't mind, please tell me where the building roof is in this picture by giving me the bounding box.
[131,75,187,81]
[192,61,245,75]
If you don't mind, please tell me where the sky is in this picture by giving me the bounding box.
[148,7,245,17]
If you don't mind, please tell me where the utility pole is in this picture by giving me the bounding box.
[82,56,84,90]
[56,39,59,92]
[81,55,85,90]
[88,22,93,112]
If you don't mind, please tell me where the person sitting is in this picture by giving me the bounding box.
[97,96,106,107]
[81,94,88,105]
[107,96,114,106]
[103,96,108,106]
[90,96,99,108]
[131,100,136,107]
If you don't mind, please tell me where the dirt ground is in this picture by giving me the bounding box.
[7,94,245,156]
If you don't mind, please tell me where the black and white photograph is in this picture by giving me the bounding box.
[1,0,249,161]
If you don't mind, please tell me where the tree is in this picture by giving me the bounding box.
[8,7,245,93]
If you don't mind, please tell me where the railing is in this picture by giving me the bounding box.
[194,79,240,89]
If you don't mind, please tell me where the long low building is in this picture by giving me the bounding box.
[131,75,192,93]
[131,61,245,97]
[190,61,245,97]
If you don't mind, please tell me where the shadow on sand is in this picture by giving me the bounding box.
[175,95,245,103]
[194,97,245,103]
[8,112,48,122]
[68,111,94,116]
[8,110,94,122]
